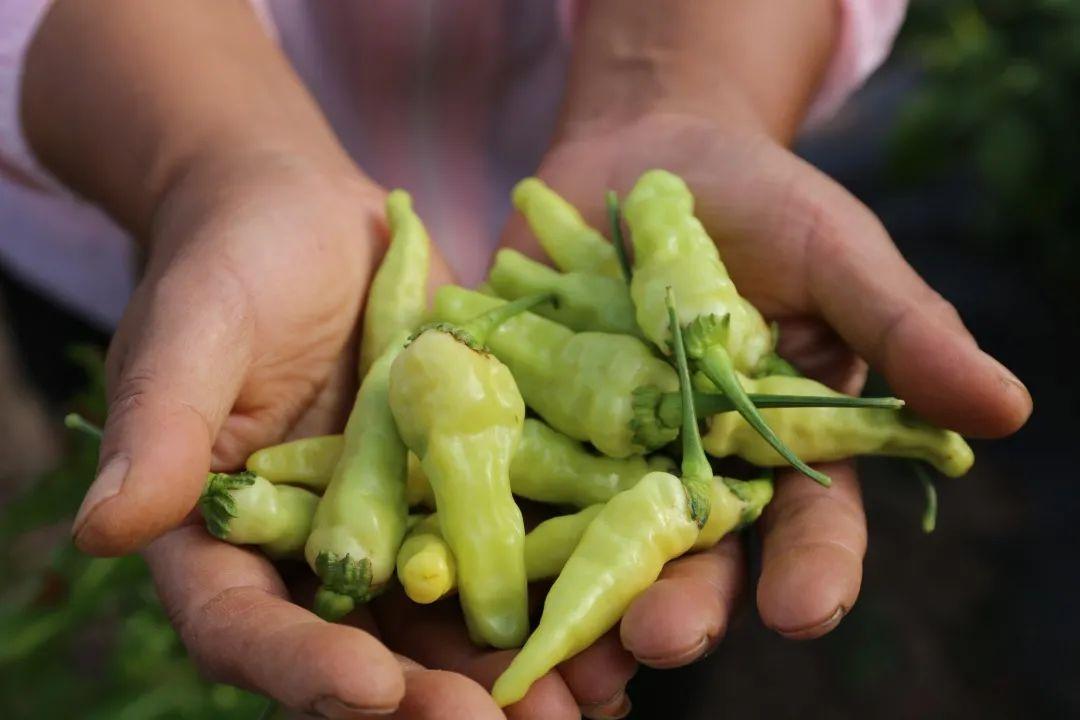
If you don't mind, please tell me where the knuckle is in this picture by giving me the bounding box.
[181,585,279,685]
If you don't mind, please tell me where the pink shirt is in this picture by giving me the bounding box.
[0,0,907,329]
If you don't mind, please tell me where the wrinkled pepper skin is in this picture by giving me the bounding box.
[623,169,772,374]
[305,333,411,619]
[491,471,700,706]
[396,514,456,604]
[703,374,974,476]
[512,178,621,278]
[433,286,677,457]
[359,190,431,376]
[389,329,529,648]
[488,248,639,336]
[199,472,318,559]
[245,435,343,490]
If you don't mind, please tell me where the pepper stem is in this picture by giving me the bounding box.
[461,292,556,347]
[655,392,904,428]
[697,342,832,486]
[606,190,633,283]
[65,413,103,439]
[667,288,712,527]
[911,462,938,534]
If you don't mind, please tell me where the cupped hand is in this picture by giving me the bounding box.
[500,111,1033,662]
[77,157,637,717]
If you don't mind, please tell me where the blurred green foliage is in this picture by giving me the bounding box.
[0,348,264,719]
[892,0,1080,301]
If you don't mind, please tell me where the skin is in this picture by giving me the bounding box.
[21,0,1030,716]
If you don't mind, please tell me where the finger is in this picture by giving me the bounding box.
[756,461,866,639]
[796,166,1032,437]
[145,525,405,716]
[557,630,637,719]
[372,589,581,719]
[73,255,255,555]
[389,658,503,720]
[620,535,744,668]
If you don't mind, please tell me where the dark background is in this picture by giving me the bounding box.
[2,1,1076,717]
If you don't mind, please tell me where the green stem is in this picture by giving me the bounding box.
[655,392,904,428]
[64,413,103,439]
[606,190,633,283]
[666,288,712,527]
[911,462,938,534]
[697,344,832,487]
[461,292,555,346]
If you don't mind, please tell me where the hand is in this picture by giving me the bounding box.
[500,109,1033,663]
[75,158,635,717]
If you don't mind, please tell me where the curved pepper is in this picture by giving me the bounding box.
[491,289,714,706]
[512,178,621,278]
[487,248,640,337]
[305,332,412,620]
[199,472,319,559]
[245,435,342,491]
[625,169,833,486]
[389,294,551,648]
[704,374,974,476]
[358,190,431,376]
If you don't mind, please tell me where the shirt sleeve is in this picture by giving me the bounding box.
[804,0,909,127]
[0,0,61,191]
[0,0,279,194]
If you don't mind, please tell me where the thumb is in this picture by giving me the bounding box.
[73,263,252,555]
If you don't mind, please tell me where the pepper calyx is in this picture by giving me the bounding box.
[629,386,679,450]
[198,471,257,539]
[407,322,488,354]
[682,313,730,360]
[314,551,375,605]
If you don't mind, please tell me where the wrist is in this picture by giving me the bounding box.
[558,0,839,146]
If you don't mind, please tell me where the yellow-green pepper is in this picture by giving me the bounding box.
[199,472,318,559]
[245,435,343,491]
[389,294,551,648]
[396,514,456,604]
[704,374,974,476]
[306,332,412,620]
[491,288,714,706]
[359,190,431,376]
[487,248,640,337]
[512,178,621,278]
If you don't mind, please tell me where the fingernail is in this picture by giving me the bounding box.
[311,696,395,718]
[988,358,1030,399]
[777,605,846,640]
[582,689,632,719]
[634,633,711,669]
[72,455,130,539]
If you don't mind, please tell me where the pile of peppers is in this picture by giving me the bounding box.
[189,174,975,707]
